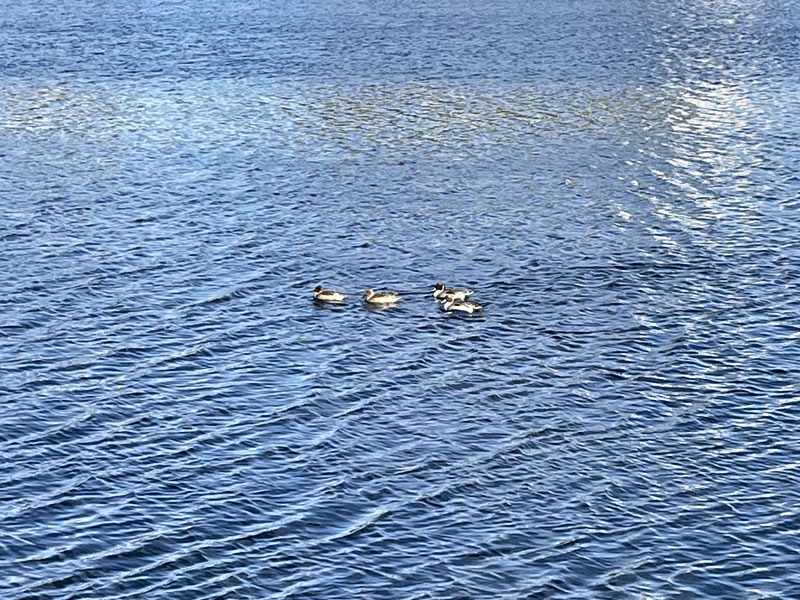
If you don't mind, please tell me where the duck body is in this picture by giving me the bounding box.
[313,285,346,302]
[442,297,482,314]
[433,282,472,301]
[364,289,400,305]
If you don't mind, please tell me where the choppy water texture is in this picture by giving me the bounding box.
[3,0,800,598]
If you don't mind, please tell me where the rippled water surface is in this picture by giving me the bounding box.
[3,1,800,598]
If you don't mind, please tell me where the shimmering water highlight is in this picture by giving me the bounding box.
[2,1,800,598]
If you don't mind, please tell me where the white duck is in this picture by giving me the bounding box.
[364,289,400,305]
[442,297,483,314]
[433,281,473,301]
[313,285,346,302]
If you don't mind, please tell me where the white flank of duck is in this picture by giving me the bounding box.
[364,289,400,305]
[313,285,346,302]
[433,281,473,301]
[442,297,483,314]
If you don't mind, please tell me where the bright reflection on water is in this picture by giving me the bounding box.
[2,0,800,598]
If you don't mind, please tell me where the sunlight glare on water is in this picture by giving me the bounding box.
[2,0,800,598]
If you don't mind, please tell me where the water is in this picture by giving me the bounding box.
[2,0,800,598]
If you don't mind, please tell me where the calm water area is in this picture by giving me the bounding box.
[2,0,800,598]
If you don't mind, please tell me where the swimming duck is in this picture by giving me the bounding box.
[313,285,346,302]
[433,282,473,301]
[442,297,483,314]
[364,289,400,305]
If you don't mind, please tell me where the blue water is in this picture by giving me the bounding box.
[3,1,800,598]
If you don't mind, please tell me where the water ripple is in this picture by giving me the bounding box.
[3,0,800,598]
